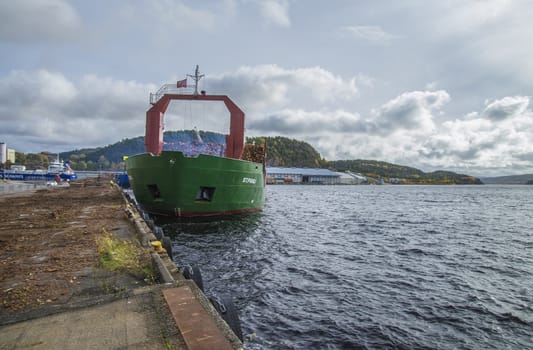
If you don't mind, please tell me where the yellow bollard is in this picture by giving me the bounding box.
[151,240,165,253]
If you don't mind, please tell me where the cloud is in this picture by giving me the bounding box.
[151,0,216,31]
[434,0,513,36]
[366,94,533,174]
[207,64,358,111]
[257,0,290,27]
[341,26,398,44]
[0,69,154,153]
[482,96,530,121]
[248,109,371,135]
[0,0,81,42]
[0,70,77,117]
[0,64,359,153]
[371,90,450,133]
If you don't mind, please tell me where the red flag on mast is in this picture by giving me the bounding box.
[177,78,187,88]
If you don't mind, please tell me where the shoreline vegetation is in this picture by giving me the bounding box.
[0,133,509,185]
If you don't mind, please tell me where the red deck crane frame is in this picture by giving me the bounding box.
[145,94,245,160]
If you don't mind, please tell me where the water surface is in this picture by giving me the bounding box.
[159,185,533,349]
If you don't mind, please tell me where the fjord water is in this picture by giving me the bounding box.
[161,185,533,349]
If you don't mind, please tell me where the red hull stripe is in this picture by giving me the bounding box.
[141,206,262,217]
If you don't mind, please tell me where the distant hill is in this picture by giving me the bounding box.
[19,133,482,184]
[328,159,482,185]
[61,130,224,171]
[480,174,533,184]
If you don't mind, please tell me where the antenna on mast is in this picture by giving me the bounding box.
[187,65,205,95]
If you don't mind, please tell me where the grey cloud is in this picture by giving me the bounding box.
[420,142,486,161]
[207,65,358,112]
[341,26,399,44]
[0,0,81,42]
[379,99,423,126]
[258,0,290,27]
[372,90,450,131]
[482,96,530,121]
[0,69,151,153]
[149,0,216,31]
[247,109,374,135]
[248,115,304,134]
[516,152,533,162]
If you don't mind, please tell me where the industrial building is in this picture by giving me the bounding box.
[0,143,16,165]
[266,167,369,185]
[266,167,342,184]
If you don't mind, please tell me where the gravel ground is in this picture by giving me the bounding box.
[0,176,149,324]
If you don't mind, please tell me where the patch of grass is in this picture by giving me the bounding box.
[96,228,154,281]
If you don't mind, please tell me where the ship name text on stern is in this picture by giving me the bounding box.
[242,177,257,184]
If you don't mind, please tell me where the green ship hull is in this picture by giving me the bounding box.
[126,151,264,217]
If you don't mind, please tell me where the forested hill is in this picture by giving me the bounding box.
[60,136,144,170]
[60,130,222,170]
[246,136,326,167]
[53,134,481,183]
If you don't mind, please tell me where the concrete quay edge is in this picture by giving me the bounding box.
[120,184,245,350]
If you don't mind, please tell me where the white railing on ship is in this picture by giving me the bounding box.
[150,84,193,104]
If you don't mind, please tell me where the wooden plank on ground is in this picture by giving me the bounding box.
[163,286,234,350]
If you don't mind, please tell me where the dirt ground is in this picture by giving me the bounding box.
[0,176,146,322]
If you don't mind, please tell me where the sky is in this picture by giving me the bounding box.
[1,0,533,176]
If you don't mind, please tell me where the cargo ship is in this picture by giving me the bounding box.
[126,66,265,217]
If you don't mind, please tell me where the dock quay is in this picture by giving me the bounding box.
[0,176,243,349]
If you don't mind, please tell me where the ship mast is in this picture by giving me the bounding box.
[187,65,204,95]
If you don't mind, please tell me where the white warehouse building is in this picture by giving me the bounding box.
[266,167,341,184]
[266,167,369,185]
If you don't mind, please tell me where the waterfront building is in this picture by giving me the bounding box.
[266,167,341,184]
[0,143,5,164]
[0,143,16,164]
[7,148,15,163]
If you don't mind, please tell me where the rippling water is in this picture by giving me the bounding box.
[158,185,533,349]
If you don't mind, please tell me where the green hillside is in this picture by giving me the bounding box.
[246,136,326,168]
[60,137,145,171]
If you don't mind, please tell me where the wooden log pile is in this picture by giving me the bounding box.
[241,144,266,164]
